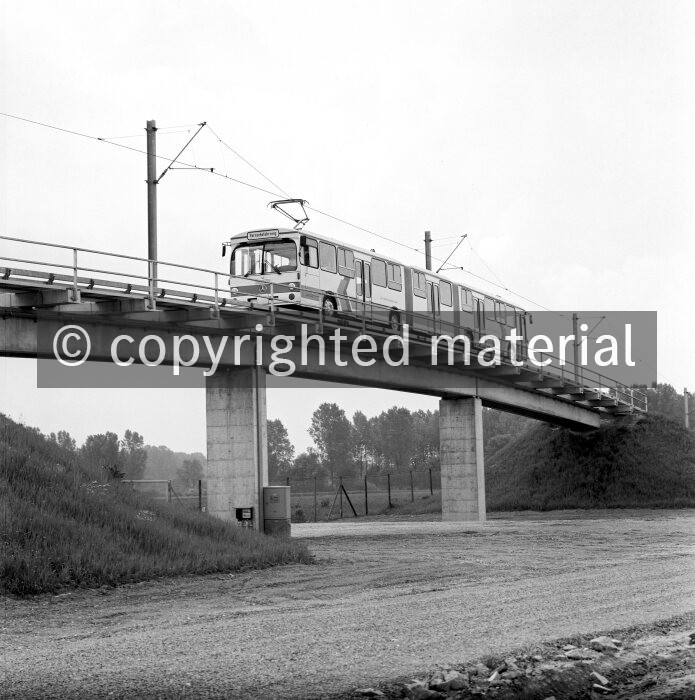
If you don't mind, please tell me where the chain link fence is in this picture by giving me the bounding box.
[122,479,207,511]
[126,472,440,522]
[271,469,442,522]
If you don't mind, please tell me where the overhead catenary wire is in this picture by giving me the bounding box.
[0,111,672,386]
[0,111,651,331]
[207,124,292,199]
[0,111,285,199]
[0,112,541,302]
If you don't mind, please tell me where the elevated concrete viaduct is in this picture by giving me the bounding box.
[1,252,644,527]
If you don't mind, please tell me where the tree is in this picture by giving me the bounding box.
[308,403,355,483]
[81,432,120,471]
[372,407,414,471]
[120,430,147,480]
[633,383,690,427]
[352,411,373,477]
[411,409,439,469]
[177,458,204,492]
[292,449,324,481]
[267,419,295,482]
[81,430,147,480]
[49,430,77,452]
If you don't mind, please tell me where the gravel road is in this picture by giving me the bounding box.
[2,509,694,699]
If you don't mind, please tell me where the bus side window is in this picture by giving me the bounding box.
[338,248,355,277]
[413,271,426,298]
[319,242,337,273]
[485,297,496,322]
[460,287,472,308]
[387,263,402,291]
[372,259,387,287]
[300,237,319,268]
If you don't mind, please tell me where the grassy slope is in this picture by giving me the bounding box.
[381,414,695,516]
[485,414,695,511]
[1,414,312,596]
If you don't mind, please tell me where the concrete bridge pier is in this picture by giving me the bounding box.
[439,397,486,522]
[206,367,268,530]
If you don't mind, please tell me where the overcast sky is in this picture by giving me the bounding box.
[1,1,693,454]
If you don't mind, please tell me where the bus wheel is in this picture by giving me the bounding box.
[322,296,337,317]
[388,311,400,332]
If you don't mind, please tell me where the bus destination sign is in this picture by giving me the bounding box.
[247,229,280,240]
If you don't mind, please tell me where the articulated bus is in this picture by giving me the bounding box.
[222,227,529,352]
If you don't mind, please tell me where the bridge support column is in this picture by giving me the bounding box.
[439,397,486,522]
[206,367,268,530]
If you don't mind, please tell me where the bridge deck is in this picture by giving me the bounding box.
[0,235,647,424]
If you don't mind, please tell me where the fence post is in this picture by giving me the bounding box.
[286,475,290,486]
[387,473,392,508]
[410,470,414,502]
[198,479,202,511]
[364,475,368,516]
[314,476,317,523]
[167,481,172,503]
[429,467,433,495]
[339,476,343,519]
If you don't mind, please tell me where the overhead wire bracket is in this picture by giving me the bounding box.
[155,122,207,184]
[436,234,468,273]
[268,199,310,229]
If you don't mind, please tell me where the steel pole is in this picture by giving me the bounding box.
[146,120,158,285]
[424,230,432,271]
[572,312,580,383]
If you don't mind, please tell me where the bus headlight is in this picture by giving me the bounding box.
[231,287,238,294]
[289,283,296,289]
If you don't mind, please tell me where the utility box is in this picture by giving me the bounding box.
[263,486,291,537]
[235,507,254,529]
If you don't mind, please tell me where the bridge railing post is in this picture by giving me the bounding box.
[72,248,78,297]
[213,272,220,317]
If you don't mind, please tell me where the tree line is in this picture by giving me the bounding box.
[47,383,691,489]
[48,430,204,492]
[268,383,692,484]
[268,403,531,484]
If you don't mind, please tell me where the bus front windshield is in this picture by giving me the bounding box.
[230,239,297,277]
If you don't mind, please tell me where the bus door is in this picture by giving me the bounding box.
[299,236,320,294]
[355,260,372,322]
[426,282,440,334]
[475,297,485,344]
[516,311,528,362]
